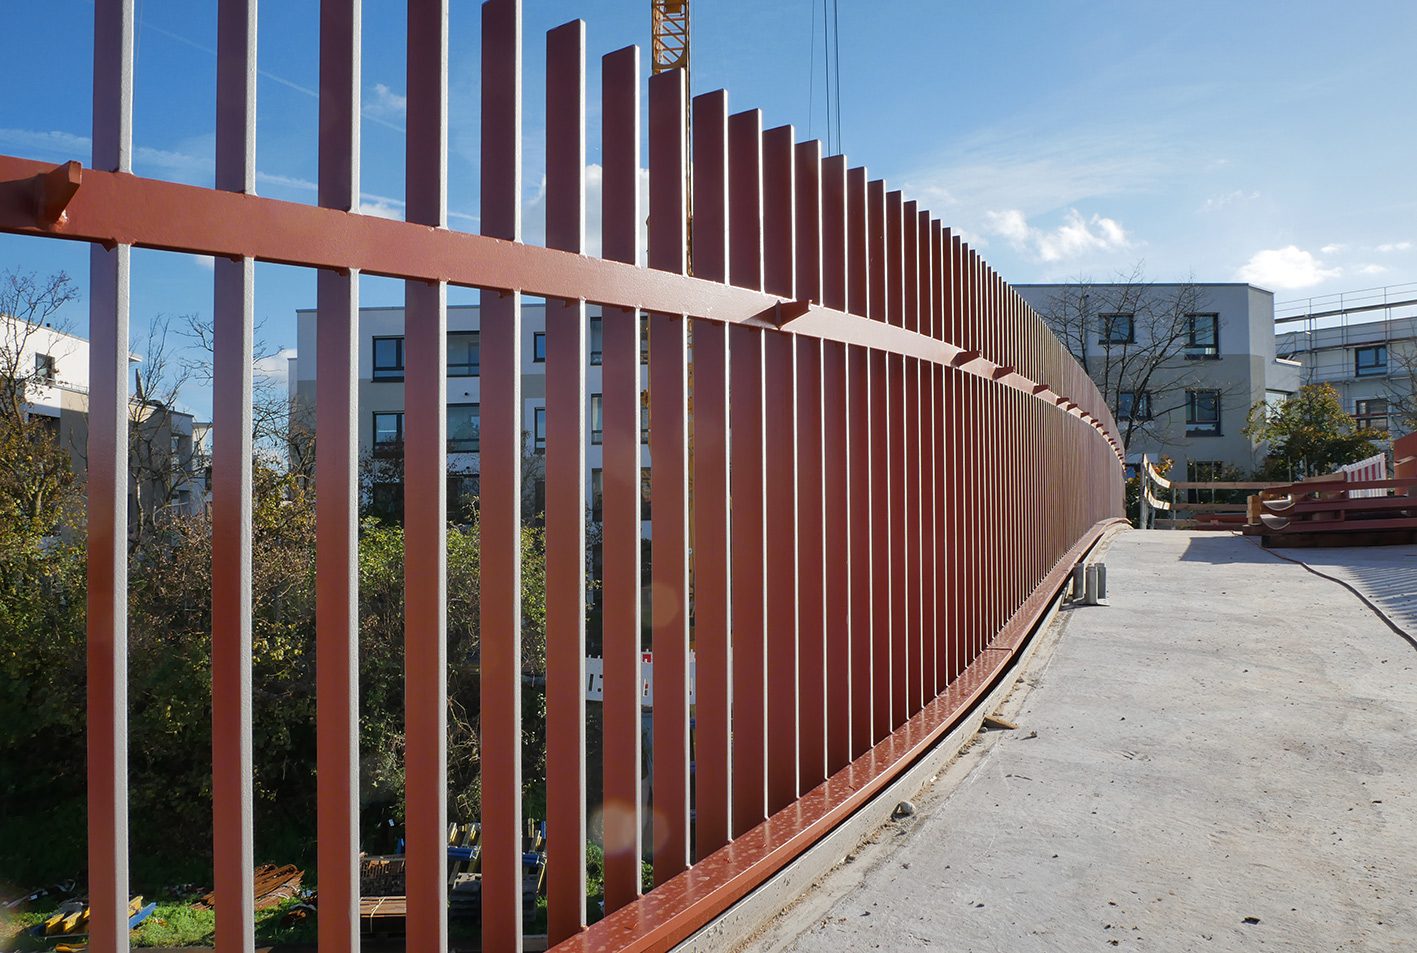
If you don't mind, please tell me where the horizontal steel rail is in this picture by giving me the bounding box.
[2,2,1127,951]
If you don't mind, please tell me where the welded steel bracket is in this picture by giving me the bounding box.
[36,160,82,228]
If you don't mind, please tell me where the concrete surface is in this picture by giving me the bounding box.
[744,531,1417,953]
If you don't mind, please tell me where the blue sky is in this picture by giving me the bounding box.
[2,0,1415,420]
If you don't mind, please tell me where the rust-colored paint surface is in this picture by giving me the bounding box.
[12,3,1125,952]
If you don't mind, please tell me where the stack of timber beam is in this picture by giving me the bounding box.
[1243,434,1417,547]
[198,863,304,910]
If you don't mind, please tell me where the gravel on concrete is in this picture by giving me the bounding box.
[745,531,1417,953]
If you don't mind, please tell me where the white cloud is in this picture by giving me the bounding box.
[983,207,1130,263]
[1199,190,1259,213]
[1376,241,1413,253]
[1320,243,1345,254]
[192,255,215,271]
[366,83,408,119]
[359,199,404,220]
[1234,245,1340,290]
[522,163,650,263]
[254,347,297,391]
[1358,263,1387,275]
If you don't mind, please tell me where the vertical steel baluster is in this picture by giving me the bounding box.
[212,0,256,946]
[479,0,524,946]
[763,124,799,815]
[690,87,731,859]
[901,199,920,713]
[649,66,692,885]
[728,108,768,837]
[866,178,890,741]
[885,190,906,727]
[599,43,643,913]
[846,167,872,757]
[794,140,826,792]
[545,19,587,943]
[315,1,361,949]
[404,0,450,947]
[821,153,851,772]
[88,2,134,949]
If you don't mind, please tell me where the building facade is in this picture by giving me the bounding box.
[1,314,209,525]
[1276,314,1417,439]
[290,303,650,520]
[1016,282,1302,479]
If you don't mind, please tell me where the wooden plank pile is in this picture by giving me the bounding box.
[197,863,304,911]
[1243,433,1417,547]
[355,820,547,933]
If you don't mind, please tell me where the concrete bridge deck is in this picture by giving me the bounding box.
[745,531,1417,953]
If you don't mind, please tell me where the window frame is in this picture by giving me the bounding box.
[447,330,480,378]
[1354,344,1388,378]
[1184,313,1220,360]
[372,410,406,453]
[35,352,56,382]
[532,331,547,364]
[1118,389,1153,421]
[589,316,603,366]
[533,405,547,450]
[1098,312,1135,345]
[447,401,480,452]
[590,393,604,445]
[372,335,405,381]
[1185,389,1222,436]
[1354,397,1389,432]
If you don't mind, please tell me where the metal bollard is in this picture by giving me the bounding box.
[1069,564,1086,601]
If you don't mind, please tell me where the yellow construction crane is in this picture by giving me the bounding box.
[651,0,690,80]
[652,0,692,270]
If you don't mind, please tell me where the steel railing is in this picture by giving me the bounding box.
[0,1,1125,950]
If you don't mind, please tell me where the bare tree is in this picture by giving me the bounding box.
[0,270,81,523]
[1036,264,1240,450]
[127,314,199,540]
[1385,342,1417,438]
[182,313,316,479]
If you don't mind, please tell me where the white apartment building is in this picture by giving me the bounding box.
[1276,314,1417,438]
[289,302,650,519]
[1,314,209,521]
[1016,282,1302,481]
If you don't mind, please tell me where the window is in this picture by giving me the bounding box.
[533,406,547,450]
[373,336,405,380]
[1184,313,1219,359]
[589,317,604,365]
[1098,313,1134,345]
[640,398,650,445]
[1355,344,1387,377]
[448,403,480,452]
[1118,390,1152,420]
[590,394,604,445]
[1185,389,1221,435]
[448,331,480,377]
[591,468,603,522]
[373,411,405,452]
[35,352,56,382]
[1355,398,1389,432]
[640,314,650,365]
[641,467,652,520]
[533,331,547,363]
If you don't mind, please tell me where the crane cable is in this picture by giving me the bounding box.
[810,0,844,155]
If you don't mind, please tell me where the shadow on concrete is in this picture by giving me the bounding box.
[1174,531,1417,638]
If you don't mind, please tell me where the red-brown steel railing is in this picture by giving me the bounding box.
[0,1,1125,950]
